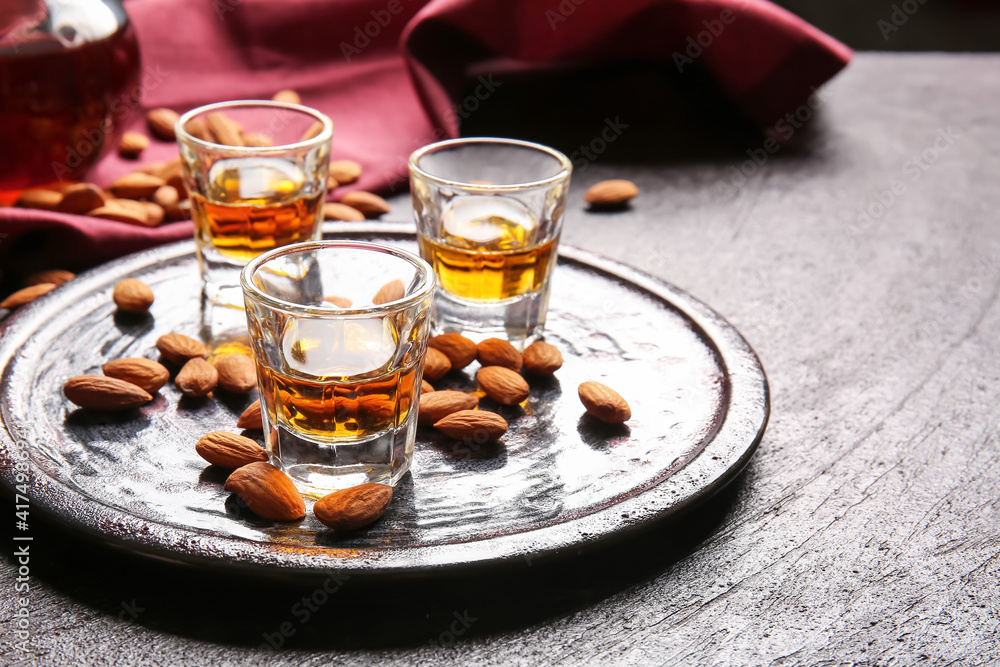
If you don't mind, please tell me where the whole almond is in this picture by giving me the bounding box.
[102,358,170,393]
[418,390,478,426]
[15,189,62,211]
[147,107,180,141]
[183,116,212,142]
[241,132,273,147]
[112,278,154,313]
[434,410,508,442]
[477,366,530,405]
[25,270,75,287]
[300,120,324,142]
[118,131,149,158]
[214,354,257,393]
[522,341,563,375]
[476,338,522,372]
[578,381,631,423]
[205,112,245,146]
[327,174,340,191]
[421,380,435,394]
[142,202,165,227]
[422,347,452,382]
[88,199,150,226]
[372,279,405,305]
[196,431,267,469]
[323,202,365,222]
[314,483,392,531]
[2,283,56,309]
[584,179,639,207]
[156,333,208,364]
[329,160,362,185]
[323,295,353,308]
[109,172,165,199]
[237,400,264,429]
[224,462,305,521]
[428,333,477,369]
[57,184,107,214]
[152,185,179,209]
[340,191,389,218]
[272,89,301,105]
[176,357,218,397]
[63,375,152,411]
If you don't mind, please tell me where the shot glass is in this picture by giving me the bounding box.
[409,138,572,348]
[241,241,435,496]
[178,101,332,308]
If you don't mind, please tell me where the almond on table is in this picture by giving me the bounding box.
[522,341,563,375]
[196,431,267,469]
[213,354,257,393]
[112,278,154,313]
[418,390,479,426]
[102,358,170,394]
[224,462,305,521]
[433,410,508,442]
[476,338,523,372]
[237,400,264,430]
[63,375,152,411]
[314,483,393,531]
[340,191,390,218]
[428,333,478,369]
[422,347,452,382]
[1,284,57,310]
[477,366,530,405]
[578,381,631,423]
[584,179,639,207]
[156,333,208,364]
[175,358,218,397]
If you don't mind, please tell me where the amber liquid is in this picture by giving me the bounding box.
[419,196,557,302]
[191,157,323,263]
[258,317,416,442]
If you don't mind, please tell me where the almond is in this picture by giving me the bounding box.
[205,112,244,146]
[152,185,179,209]
[421,380,435,394]
[329,160,362,185]
[118,131,149,158]
[24,270,75,287]
[476,338,522,372]
[156,333,208,364]
[372,278,405,305]
[112,278,154,313]
[88,199,150,226]
[327,174,340,191]
[300,120,324,142]
[584,179,639,207]
[578,381,631,423]
[422,346,452,382]
[418,390,478,426]
[323,295,353,308]
[477,366,530,405]
[147,107,179,141]
[522,341,563,375]
[433,410,507,442]
[213,354,257,393]
[241,132,273,147]
[428,333,477,369]
[196,431,267,469]
[165,199,192,221]
[314,483,392,531]
[108,172,165,199]
[323,202,365,222]
[183,116,212,142]
[1,283,56,309]
[142,202,165,227]
[175,357,218,397]
[224,462,305,521]
[340,191,389,218]
[56,184,106,215]
[102,357,170,394]
[272,89,301,105]
[63,375,152,411]
[237,400,264,430]
[15,189,62,211]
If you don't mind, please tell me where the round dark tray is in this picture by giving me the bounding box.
[0,223,768,579]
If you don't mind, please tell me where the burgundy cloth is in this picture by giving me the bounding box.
[0,0,850,273]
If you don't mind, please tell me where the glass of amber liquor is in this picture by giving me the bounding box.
[177,101,332,308]
[241,241,435,495]
[409,138,572,347]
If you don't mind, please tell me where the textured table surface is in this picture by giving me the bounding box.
[3,53,999,666]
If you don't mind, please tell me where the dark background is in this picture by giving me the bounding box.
[775,0,1000,51]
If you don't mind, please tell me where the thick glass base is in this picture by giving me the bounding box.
[431,286,551,350]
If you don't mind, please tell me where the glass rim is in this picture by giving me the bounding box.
[176,100,333,153]
[240,240,436,317]
[408,137,572,191]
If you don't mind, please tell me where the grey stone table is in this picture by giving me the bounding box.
[2,53,999,665]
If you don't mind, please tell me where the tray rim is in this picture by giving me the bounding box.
[0,222,769,579]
